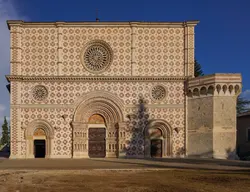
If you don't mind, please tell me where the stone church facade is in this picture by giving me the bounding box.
[6,20,242,159]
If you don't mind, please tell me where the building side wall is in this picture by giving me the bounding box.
[237,116,250,156]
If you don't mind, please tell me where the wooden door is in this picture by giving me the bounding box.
[151,139,162,158]
[88,128,106,158]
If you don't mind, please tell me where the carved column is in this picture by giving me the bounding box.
[117,122,128,158]
[25,135,34,159]
[106,123,119,157]
[72,122,88,158]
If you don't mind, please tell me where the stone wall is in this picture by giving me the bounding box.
[213,96,237,158]
[188,97,213,157]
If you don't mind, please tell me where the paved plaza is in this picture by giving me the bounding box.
[0,158,249,191]
[0,158,249,171]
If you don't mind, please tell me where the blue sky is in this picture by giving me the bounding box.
[0,0,250,125]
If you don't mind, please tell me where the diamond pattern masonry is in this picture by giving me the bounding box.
[6,20,241,159]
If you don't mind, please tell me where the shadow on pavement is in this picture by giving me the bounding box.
[0,157,249,173]
[140,157,250,167]
[90,158,250,172]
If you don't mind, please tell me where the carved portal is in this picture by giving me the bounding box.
[72,92,125,158]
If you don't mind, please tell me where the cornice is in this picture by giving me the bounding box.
[6,75,188,82]
[11,103,184,109]
[188,73,242,88]
[7,20,199,29]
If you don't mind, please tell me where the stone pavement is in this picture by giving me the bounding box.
[0,158,249,171]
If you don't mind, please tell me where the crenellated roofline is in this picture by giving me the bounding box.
[188,73,242,88]
[187,73,242,97]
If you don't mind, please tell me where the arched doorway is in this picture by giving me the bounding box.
[33,128,46,158]
[149,128,163,158]
[145,119,173,158]
[88,114,106,158]
[25,119,54,158]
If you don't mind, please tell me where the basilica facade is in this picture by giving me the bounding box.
[6,20,241,159]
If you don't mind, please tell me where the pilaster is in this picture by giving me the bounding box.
[184,22,195,77]
[130,23,137,76]
[10,25,22,75]
[56,22,64,76]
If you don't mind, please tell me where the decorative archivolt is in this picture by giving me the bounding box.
[25,119,54,139]
[80,100,121,123]
[73,91,124,124]
[73,91,124,109]
[188,84,241,97]
[144,119,173,157]
[144,119,172,138]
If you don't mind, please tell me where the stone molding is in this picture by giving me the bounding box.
[6,75,188,82]
[7,20,199,29]
[10,103,184,109]
[188,73,242,88]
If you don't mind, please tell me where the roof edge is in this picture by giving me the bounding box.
[6,20,199,29]
[7,20,23,30]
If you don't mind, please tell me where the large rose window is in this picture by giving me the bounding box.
[82,40,113,73]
